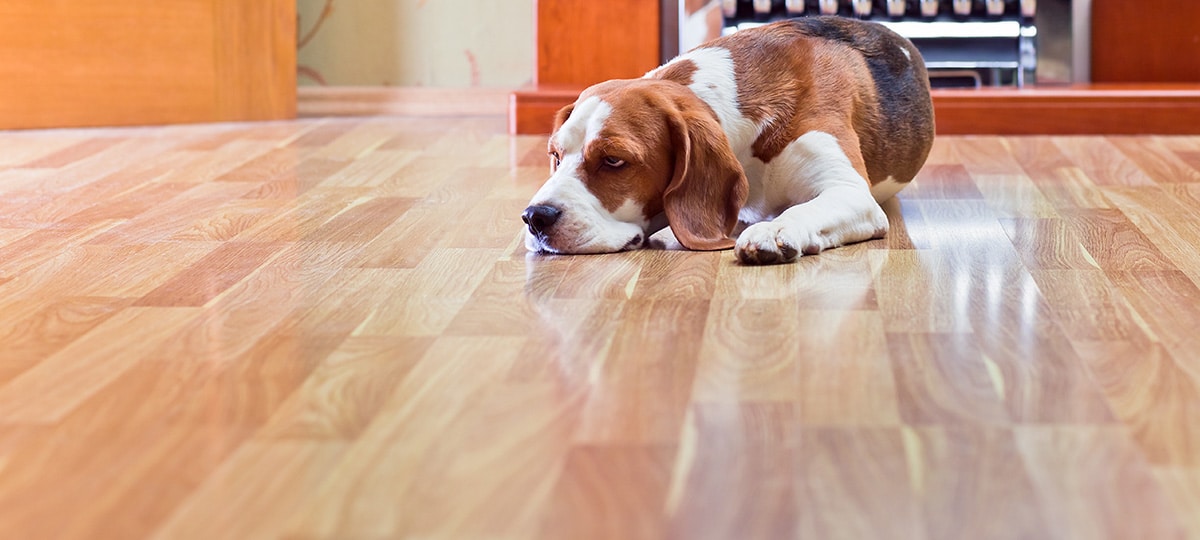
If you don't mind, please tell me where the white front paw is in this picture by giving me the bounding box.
[735,222,801,265]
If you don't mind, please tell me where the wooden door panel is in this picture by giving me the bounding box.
[536,0,659,86]
[214,0,297,121]
[1091,0,1200,82]
[0,0,294,129]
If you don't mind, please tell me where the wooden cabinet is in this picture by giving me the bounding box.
[535,0,659,86]
[0,0,295,130]
[1091,0,1200,83]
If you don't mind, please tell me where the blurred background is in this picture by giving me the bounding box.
[0,0,1196,131]
[296,0,533,88]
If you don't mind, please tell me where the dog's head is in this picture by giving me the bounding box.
[522,79,748,254]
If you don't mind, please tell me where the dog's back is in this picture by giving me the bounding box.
[677,17,934,189]
[788,17,935,186]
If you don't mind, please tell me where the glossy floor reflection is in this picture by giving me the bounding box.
[0,117,1198,538]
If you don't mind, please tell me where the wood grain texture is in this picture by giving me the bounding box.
[1015,426,1187,538]
[1091,0,1200,83]
[1,118,1199,539]
[0,0,295,129]
[212,0,296,121]
[795,427,921,538]
[535,0,659,86]
[667,403,797,539]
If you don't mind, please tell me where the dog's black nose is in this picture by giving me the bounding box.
[522,205,562,234]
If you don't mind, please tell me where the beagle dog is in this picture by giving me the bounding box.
[522,17,934,265]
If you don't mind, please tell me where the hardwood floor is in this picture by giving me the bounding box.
[1,116,1199,539]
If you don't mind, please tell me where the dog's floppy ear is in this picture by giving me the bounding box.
[552,104,575,132]
[547,104,575,172]
[663,103,748,251]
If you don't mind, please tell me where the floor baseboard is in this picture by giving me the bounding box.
[298,86,511,118]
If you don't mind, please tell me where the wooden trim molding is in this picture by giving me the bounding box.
[508,85,583,135]
[298,86,510,118]
[934,85,1200,135]
[510,84,1200,135]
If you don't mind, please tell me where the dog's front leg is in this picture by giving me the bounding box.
[734,131,889,265]
[735,185,888,264]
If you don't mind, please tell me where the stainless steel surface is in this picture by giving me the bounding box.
[1019,23,1037,86]
[879,20,1022,38]
[709,0,1090,86]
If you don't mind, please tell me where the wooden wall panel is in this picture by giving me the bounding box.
[0,0,295,130]
[214,0,298,121]
[1092,0,1200,83]
[536,0,660,86]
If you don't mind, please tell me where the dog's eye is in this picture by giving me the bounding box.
[549,153,561,168]
[602,156,626,168]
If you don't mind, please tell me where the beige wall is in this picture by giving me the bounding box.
[297,0,533,88]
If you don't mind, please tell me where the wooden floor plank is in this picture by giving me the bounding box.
[281,336,524,539]
[1060,208,1178,272]
[394,381,583,539]
[1103,186,1200,280]
[907,427,1050,540]
[86,181,262,245]
[151,441,349,540]
[0,307,200,423]
[1030,269,1146,342]
[795,427,923,538]
[539,445,676,540]
[257,336,434,440]
[1108,136,1200,184]
[1073,341,1200,468]
[888,332,1011,426]
[693,299,804,402]
[0,135,90,169]
[1155,469,1200,540]
[574,300,709,445]
[667,403,799,540]
[0,297,135,382]
[1015,426,1187,539]
[1108,271,1200,369]
[0,118,1197,539]
[133,241,285,307]
[1052,136,1158,187]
